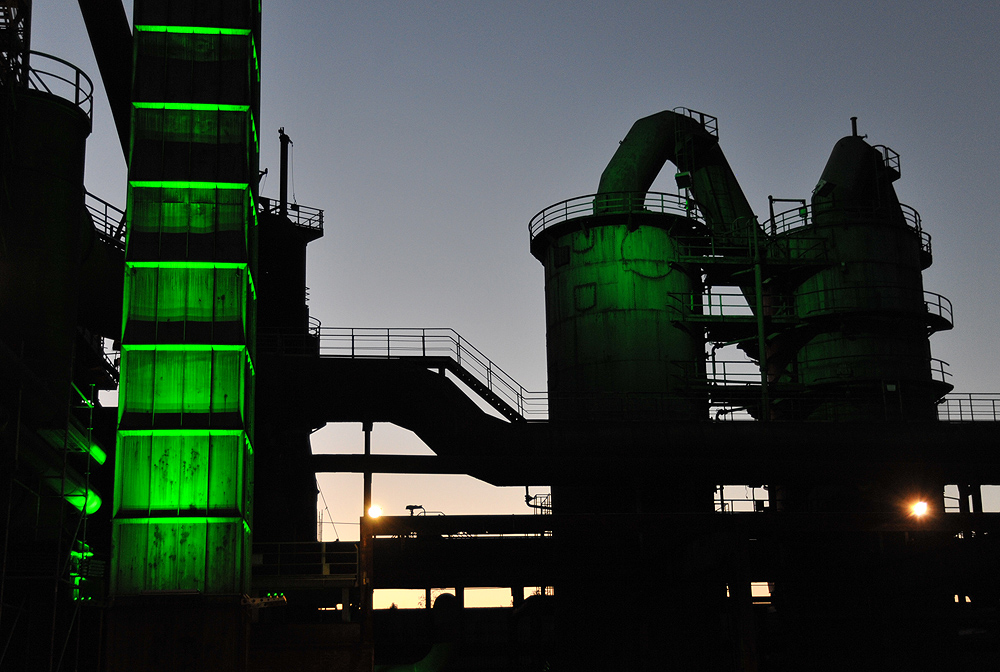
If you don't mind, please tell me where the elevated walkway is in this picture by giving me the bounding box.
[258,327,546,425]
[255,324,1000,487]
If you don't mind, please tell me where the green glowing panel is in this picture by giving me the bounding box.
[543,223,702,414]
[125,264,247,324]
[131,181,249,190]
[114,432,247,515]
[112,518,250,594]
[134,25,252,36]
[120,347,247,417]
[134,102,250,112]
[128,183,249,234]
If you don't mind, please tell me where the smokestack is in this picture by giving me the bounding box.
[279,127,292,218]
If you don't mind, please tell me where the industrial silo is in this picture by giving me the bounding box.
[769,120,952,421]
[529,194,705,423]
[0,51,93,408]
[528,110,748,672]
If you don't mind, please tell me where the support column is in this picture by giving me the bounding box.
[107,3,261,670]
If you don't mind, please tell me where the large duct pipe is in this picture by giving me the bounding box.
[598,109,768,332]
[598,109,762,239]
[77,0,132,158]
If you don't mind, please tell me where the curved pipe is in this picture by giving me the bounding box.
[598,109,762,239]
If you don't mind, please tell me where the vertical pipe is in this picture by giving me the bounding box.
[958,485,970,514]
[359,515,374,666]
[753,225,769,419]
[278,127,290,219]
[362,421,372,515]
[360,421,374,660]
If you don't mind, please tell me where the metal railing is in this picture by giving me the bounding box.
[25,51,94,120]
[873,144,901,176]
[258,196,324,233]
[674,106,719,137]
[937,394,1000,422]
[769,202,930,259]
[684,291,772,319]
[78,328,120,384]
[704,359,762,385]
[929,358,952,384]
[85,191,126,250]
[715,498,769,513]
[316,327,547,419]
[529,191,704,241]
[252,541,358,581]
[924,291,954,329]
[783,286,952,327]
[675,234,755,260]
[271,327,1000,423]
[703,355,952,387]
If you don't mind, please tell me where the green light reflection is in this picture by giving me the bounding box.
[134,25,251,36]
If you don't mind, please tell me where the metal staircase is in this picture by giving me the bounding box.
[313,327,547,422]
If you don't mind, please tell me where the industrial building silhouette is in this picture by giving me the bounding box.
[2,1,1000,670]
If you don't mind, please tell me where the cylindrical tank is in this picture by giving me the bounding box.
[772,133,948,421]
[0,58,92,416]
[530,196,704,423]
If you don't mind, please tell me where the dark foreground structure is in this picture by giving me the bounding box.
[2,1,999,671]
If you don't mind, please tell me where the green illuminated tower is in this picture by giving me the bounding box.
[107,2,260,669]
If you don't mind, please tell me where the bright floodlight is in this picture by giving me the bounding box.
[368,505,383,518]
[911,500,929,517]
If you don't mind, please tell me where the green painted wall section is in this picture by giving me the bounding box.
[543,218,703,420]
[124,264,250,340]
[119,347,249,417]
[112,0,259,596]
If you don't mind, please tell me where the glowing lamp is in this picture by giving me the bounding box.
[911,500,929,517]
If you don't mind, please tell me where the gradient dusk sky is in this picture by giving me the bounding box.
[34,1,1000,538]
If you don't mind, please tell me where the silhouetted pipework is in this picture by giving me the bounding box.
[0,0,31,87]
[768,119,951,421]
[531,111,952,424]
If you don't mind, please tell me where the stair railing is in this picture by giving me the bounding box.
[316,327,547,419]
